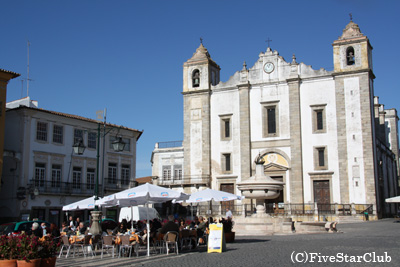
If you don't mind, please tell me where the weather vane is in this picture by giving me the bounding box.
[349,13,353,21]
[200,37,203,44]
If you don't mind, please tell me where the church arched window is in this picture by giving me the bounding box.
[346,46,355,65]
[192,69,200,87]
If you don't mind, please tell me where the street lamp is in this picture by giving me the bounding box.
[72,139,86,155]
[72,125,126,235]
[112,136,126,152]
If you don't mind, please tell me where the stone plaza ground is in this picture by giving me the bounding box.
[56,218,400,266]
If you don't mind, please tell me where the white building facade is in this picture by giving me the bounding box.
[152,21,399,219]
[1,98,142,225]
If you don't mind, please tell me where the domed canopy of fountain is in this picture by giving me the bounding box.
[237,154,285,200]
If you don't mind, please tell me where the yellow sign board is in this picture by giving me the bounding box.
[207,223,226,253]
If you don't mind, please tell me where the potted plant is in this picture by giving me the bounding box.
[0,235,18,267]
[38,237,60,267]
[221,218,235,243]
[14,234,41,267]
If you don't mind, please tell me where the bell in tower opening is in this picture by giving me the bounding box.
[346,46,355,65]
[192,69,200,87]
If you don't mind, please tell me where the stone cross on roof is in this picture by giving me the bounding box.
[265,37,272,48]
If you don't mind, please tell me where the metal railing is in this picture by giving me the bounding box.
[186,202,375,217]
[157,141,183,149]
[357,204,373,215]
[103,178,134,191]
[156,175,210,187]
[29,179,103,196]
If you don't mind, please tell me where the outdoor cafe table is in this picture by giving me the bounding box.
[69,235,85,244]
[115,233,140,245]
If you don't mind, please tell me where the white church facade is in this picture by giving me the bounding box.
[152,21,399,219]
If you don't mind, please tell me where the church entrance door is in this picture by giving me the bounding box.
[313,180,331,213]
[220,183,235,214]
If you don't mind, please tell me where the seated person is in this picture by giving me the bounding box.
[159,215,179,234]
[61,221,69,233]
[197,216,207,237]
[115,222,127,234]
[28,222,43,238]
[179,219,187,231]
[48,223,60,237]
[141,228,148,245]
[189,216,199,229]
[76,222,87,235]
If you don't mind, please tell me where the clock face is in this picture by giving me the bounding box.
[264,62,274,73]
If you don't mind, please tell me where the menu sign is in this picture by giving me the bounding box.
[207,223,226,253]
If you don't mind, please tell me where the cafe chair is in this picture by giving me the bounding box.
[197,231,208,247]
[163,231,179,255]
[101,235,116,258]
[58,235,73,258]
[83,235,95,257]
[119,235,133,258]
[91,234,102,251]
[180,230,192,250]
[73,236,86,257]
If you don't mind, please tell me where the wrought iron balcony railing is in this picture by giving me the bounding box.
[155,175,210,187]
[103,178,135,191]
[28,179,102,196]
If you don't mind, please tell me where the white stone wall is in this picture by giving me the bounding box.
[299,78,341,203]
[343,77,366,203]
[210,88,240,191]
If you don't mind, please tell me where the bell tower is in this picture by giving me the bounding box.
[183,42,221,92]
[333,19,373,74]
[332,19,377,207]
[182,42,220,191]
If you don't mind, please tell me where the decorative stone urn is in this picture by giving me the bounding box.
[237,153,285,217]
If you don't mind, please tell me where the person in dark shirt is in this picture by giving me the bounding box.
[189,216,199,229]
[28,222,43,238]
[116,222,127,234]
[76,222,87,235]
[159,215,179,234]
[49,223,60,237]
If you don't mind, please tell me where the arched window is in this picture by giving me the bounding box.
[192,69,200,87]
[346,46,355,65]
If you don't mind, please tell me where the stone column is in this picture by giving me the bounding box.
[238,82,252,182]
[287,77,304,203]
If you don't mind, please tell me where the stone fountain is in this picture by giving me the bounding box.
[234,154,330,235]
[237,153,285,217]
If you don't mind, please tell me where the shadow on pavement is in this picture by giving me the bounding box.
[234,239,270,244]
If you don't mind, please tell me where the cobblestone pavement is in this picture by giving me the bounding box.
[56,218,400,267]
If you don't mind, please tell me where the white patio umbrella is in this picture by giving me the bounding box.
[104,183,189,256]
[62,196,98,211]
[62,195,113,211]
[185,188,242,203]
[180,188,242,219]
[385,196,400,203]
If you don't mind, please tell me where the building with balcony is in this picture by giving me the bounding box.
[151,141,210,189]
[152,20,399,220]
[1,97,142,225]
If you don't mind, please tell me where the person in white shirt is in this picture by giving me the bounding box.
[225,208,233,219]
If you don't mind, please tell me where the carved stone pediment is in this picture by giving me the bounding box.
[264,162,289,172]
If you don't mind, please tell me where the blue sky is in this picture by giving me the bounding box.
[2,0,400,177]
